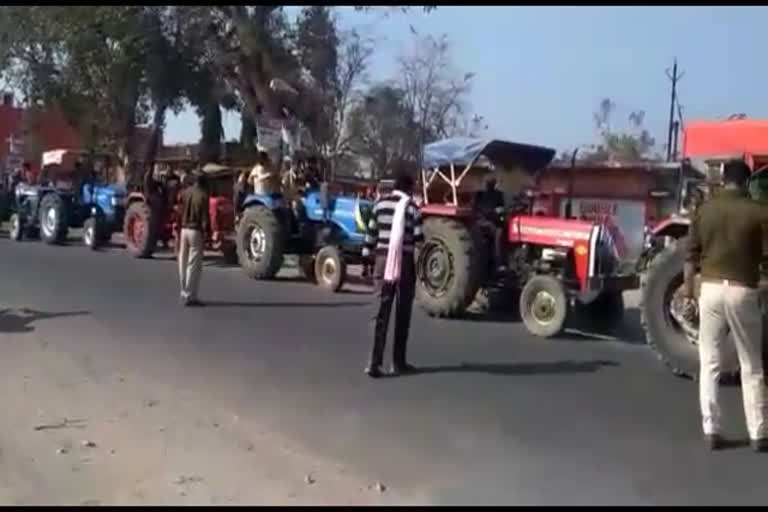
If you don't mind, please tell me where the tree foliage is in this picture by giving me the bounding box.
[0,5,448,179]
[346,84,420,179]
[579,97,658,163]
[398,30,475,144]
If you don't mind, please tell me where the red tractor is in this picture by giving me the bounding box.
[415,138,639,337]
[638,120,768,379]
[122,163,238,262]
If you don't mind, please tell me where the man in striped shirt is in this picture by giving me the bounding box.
[363,171,424,378]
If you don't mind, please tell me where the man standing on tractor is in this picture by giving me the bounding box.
[177,171,210,307]
[363,170,423,378]
[472,175,507,271]
[249,150,279,196]
[684,159,768,451]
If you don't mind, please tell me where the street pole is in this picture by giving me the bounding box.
[665,59,684,162]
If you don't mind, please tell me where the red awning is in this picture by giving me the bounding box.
[683,120,768,160]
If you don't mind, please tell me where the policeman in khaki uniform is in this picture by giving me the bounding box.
[684,159,768,451]
[178,172,210,307]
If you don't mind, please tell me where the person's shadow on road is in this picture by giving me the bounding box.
[394,359,620,377]
[0,308,90,334]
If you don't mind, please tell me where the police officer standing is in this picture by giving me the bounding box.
[684,159,768,451]
[178,172,210,307]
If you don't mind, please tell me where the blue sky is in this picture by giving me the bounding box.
[164,6,768,153]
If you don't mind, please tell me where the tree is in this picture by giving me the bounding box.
[345,83,419,179]
[580,97,658,164]
[0,6,192,182]
[319,26,374,176]
[398,30,475,147]
[172,6,435,155]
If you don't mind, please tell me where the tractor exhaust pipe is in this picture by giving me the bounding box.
[564,148,578,219]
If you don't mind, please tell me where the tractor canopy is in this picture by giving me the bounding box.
[420,137,556,208]
[423,137,556,174]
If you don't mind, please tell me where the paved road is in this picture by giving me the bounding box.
[2,231,768,505]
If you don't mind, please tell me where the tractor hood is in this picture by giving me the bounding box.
[423,137,556,174]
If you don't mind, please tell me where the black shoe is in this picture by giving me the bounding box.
[705,434,725,451]
[391,363,418,376]
[365,365,384,379]
[185,299,205,307]
[751,438,768,452]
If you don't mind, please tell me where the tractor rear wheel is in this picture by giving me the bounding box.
[236,205,285,279]
[640,237,739,380]
[519,274,568,338]
[123,201,158,258]
[39,194,68,245]
[415,217,486,317]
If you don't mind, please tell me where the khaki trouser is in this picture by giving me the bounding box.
[178,228,204,301]
[699,281,767,439]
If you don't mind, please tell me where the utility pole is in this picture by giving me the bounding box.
[665,58,684,162]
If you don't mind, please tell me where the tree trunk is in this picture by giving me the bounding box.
[199,99,223,164]
[143,103,168,172]
[240,113,257,149]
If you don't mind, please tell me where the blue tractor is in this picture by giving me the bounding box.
[235,184,373,292]
[8,150,126,249]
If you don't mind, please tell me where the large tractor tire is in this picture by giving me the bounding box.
[39,193,69,245]
[236,205,285,279]
[640,237,739,380]
[519,274,568,338]
[123,201,158,258]
[415,217,486,318]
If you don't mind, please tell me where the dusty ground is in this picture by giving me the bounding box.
[0,300,417,506]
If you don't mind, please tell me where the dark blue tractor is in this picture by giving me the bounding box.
[8,150,126,249]
[235,186,373,292]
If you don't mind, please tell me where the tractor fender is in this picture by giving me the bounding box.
[636,216,692,273]
[242,194,286,211]
[650,216,691,239]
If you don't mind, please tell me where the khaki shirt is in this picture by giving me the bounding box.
[180,185,210,233]
[687,188,768,288]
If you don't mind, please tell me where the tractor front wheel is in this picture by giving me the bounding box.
[83,217,99,250]
[9,213,23,241]
[314,246,346,292]
[39,194,68,245]
[519,275,568,338]
[123,201,158,258]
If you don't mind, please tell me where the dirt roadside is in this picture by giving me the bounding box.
[0,307,427,506]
